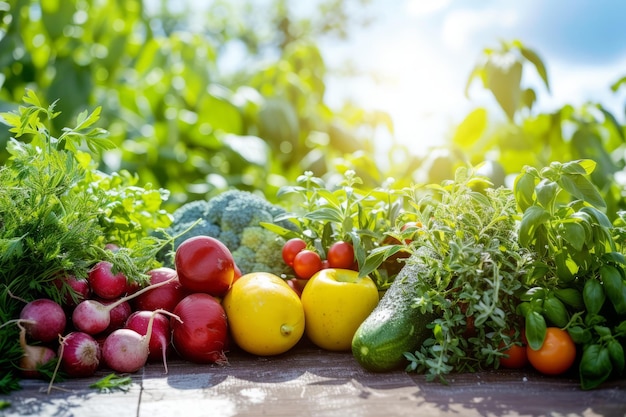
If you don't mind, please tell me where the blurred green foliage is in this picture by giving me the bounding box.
[0,1,625,219]
[0,0,412,210]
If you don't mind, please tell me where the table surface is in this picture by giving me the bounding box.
[2,340,626,417]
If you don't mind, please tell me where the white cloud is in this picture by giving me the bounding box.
[441,8,519,50]
[406,0,451,17]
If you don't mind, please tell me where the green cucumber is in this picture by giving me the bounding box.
[351,259,435,372]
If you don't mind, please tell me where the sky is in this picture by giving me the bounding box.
[316,0,626,152]
[156,0,626,155]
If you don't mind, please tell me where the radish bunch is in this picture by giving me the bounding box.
[6,238,235,381]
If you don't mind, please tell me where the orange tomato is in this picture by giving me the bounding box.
[527,327,576,375]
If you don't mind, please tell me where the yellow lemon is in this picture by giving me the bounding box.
[223,272,305,356]
[301,268,379,351]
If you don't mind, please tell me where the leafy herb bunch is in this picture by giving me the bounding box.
[269,169,409,288]
[401,167,534,382]
[0,91,172,394]
[514,160,626,389]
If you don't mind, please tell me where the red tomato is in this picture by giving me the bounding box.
[327,241,355,269]
[527,327,576,375]
[175,236,235,297]
[499,343,528,369]
[293,249,322,280]
[282,238,307,266]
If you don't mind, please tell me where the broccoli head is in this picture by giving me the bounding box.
[162,190,296,276]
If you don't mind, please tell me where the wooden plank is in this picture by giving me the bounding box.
[1,344,625,417]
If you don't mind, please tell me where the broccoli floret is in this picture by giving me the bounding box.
[160,189,297,276]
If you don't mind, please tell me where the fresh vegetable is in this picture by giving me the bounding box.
[16,321,57,379]
[301,268,378,351]
[53,274,91,308]
[397,168,532,381]
[88,261,128,300]
[132,267,187,313]
[102,309,180,373]
[271,170,407,288]
[282,238,307,267]
[58,331,102,378]
[223,272,305,356]
[527,327,576,375]
[499,341,528,369]
[513,160,626,388]
[293,249,323,280]
[19,299,67,343]
[98,299,132,335]
[0,92,172,394]
[174,236,235,297]
[124,311,172,372]
[170,293,229,364]
[71,276,175,335]
[352,256,436,372]
[161,190,297,275]
[326,241,355,269]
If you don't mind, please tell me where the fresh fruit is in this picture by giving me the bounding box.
[293,249,323,279]
[223,272,305,356]
[282,238,307,267]
[499,343,528,369]
[527,327,576,375]
[326,241,355,269]
[352,260,436,372]
[301,268,379,351]
[175,235,235,297]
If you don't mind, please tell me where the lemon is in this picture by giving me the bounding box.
[223,272,305,356]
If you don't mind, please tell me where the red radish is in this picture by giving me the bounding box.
[102,309,181,373]
[125,311,171,373]
[132,267,187,312]
[19,299,66,343]
[58,332,102,377]
[171,293,229,364]
[98,299,132,334]
[72,276,176,335]
[54,274,91,308]
[88,261,128,300]
[16,321,56,379]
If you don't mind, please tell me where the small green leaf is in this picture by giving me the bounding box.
[600,264,626,315]
[518,206,551,248]
[579,344,613,390]
[519,45,550,92]
[568,326,592,344]
[583,279,605,316]
[559,221,586,252]
[525,310,547,350]
[542,295,570,328]
[608,340,625,375]
[554,287,584,310]
[535,179,558,208]
[513,170,537,212]
[558,174,606,209]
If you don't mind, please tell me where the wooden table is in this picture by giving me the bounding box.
[2,341,625,417]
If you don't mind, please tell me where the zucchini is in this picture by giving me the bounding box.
[351,258,435,372]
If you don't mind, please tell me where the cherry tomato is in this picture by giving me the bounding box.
[500,343,528,369]
[293,249,322,280]
[327,241,355,269]
[282,238,307,267]
[527,327,576,375]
